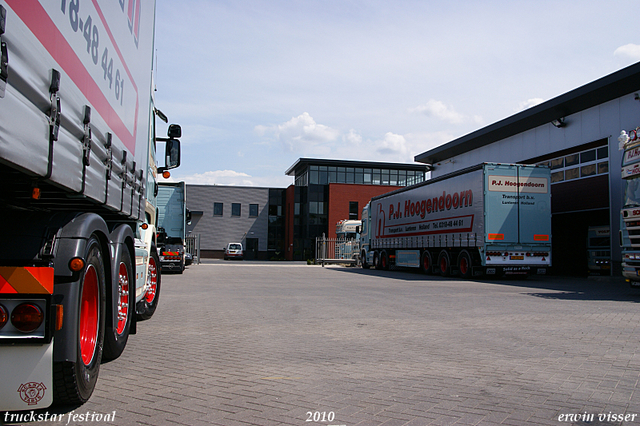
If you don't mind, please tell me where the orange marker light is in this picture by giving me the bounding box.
[32,188,41,200]
[69,257,85,272]
[162,171,171,179]
[55,304,64,331]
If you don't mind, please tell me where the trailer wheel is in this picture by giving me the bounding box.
[103,244,134,360]
[458,250,473,279]
[380,250,390,270]
[438,250,451,276]
[361,250,370,269]
[373,252,381,270]
[53,236,106,405]
[137,245,161,321]
[420,251,432,275]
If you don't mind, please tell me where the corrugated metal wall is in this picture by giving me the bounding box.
[185,185,271,253]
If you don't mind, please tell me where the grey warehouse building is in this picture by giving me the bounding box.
[186,185,286,260]
[415,61,640,275]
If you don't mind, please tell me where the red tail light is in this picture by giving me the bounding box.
[11,303,44,333]
[0,304,7,330]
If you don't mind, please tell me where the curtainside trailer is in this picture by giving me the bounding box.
[0,0,181,411]
[360,163,552,278]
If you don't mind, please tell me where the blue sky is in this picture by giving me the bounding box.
[153,0,640,188]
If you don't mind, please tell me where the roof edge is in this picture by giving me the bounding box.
[415,61,640,165]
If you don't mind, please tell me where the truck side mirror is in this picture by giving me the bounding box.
[164,138,180,170]
[157,124,181,173]
[168,124,182,138]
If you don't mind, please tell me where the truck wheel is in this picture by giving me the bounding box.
[380,250,390,270]
[53,236,106,405]
[361,250,370,269]
[438,250,451,277]
[137,245,161,321]
[103,244,133,361]
[458,250,473,279]
[373,252,381,270]
[421,251,432,275]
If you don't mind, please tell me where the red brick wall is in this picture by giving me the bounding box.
[328,183,401,239]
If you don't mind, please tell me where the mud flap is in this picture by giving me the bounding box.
[0,342,53,411]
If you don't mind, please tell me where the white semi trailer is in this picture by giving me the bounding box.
[0,0,180,410]
[360,163,552,278]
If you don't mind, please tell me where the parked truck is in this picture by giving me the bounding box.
[0,0,181,411]
[157,182,190,273]
[618,129,640,287]
[334,219,361,261]
[586,226,611,275]
[360,163,552,277]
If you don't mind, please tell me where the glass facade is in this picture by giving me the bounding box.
[290,161,426,260]
[267,189,286,258]
[299,165,425,187]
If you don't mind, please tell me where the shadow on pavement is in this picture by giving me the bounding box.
[325,265,640,303]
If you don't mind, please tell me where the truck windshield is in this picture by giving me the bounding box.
[624,178,640,207]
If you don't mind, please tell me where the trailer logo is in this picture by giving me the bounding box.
[488,176,548,193]
[387,189,473,221]
[17,382,46,405]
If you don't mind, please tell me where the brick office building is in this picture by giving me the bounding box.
[284,158,429,261]
[185,158,429,261]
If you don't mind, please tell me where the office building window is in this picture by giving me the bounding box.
[213,202,223,216]
[249,204,259,217]
[232,203,241,217]
[302,165,423,186]
[349,201,359,220]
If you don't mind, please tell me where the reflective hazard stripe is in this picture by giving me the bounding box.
[0,267,54,295]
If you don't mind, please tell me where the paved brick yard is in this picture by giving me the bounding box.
[11,261,640,426]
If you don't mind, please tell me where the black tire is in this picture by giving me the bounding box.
[361,250,370,269]
[458,250,473,279]
[438,250,451,277]
[137,245,161,321]
[380,250,390,271]
[53,236,106,406]
[374,252,381,270]
[103,244,134,361]
[420,250,432,275]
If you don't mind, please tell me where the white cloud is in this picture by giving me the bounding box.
[614,44,640,61]
[375,132,410,157]
[343,129,363,145]
[517,98,545,111]
[259,112,340,152]
[409,99,482,125]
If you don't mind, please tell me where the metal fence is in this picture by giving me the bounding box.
[185,234,201,265]
[315,234,359,266]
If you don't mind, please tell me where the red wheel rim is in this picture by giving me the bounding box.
[382,255,387,268]
[440,257,447,273]
[116,261,129,334]
[145,256,157,304]
[423,255,430,270]
[80,265,99,366]
[460,257,468,275]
